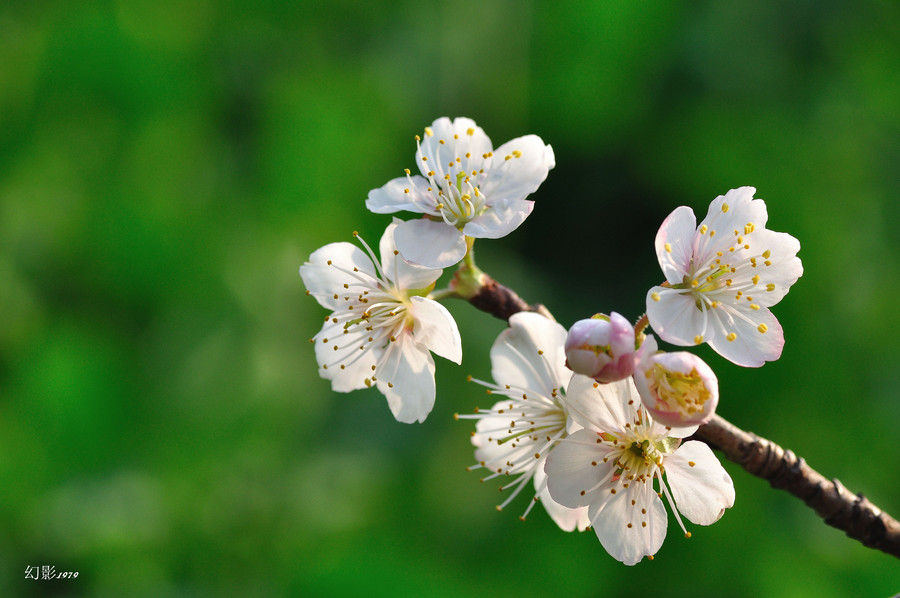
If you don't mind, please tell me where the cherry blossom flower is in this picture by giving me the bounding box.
[565,312,636,383]
[366,117,555,268]
[458,312,590,532]
[646,187,803,367]
[545,376,735,565]
[300,221,461,423]
[633,335,719,427]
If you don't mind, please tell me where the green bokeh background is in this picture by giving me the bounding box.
[2,1,899,596]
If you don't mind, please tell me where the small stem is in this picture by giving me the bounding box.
[429,287,460,301]
[634,313,649,338]
[462,235,477,270]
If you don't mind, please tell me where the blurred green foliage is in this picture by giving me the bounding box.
[2,1,899,596]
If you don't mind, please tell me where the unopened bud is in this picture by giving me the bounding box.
[565,312,636,383]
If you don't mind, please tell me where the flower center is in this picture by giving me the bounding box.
[431,171,487,228]
[411,133,491,229]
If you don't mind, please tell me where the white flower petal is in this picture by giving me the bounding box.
[410,296,462,364]
[533,463,590,532]
[300,242,378,311]
[545,429,616,508]
[417,117,492,180]
[366,175,433,215]
[564,376,633,434]
[376,335,436,424]
[491,312,572,397]
[393,218,467,269]
[591,481,667,566]
[665,440,735,526]
[379,221,444,290]
[655,205,697,284]
[705,305,784,367]
[742,228,803,307]
[481,135,555,202]
[646,287,710,346]
[463,198,534,239]
[701,187,766,233]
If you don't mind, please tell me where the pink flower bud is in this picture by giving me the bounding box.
[633,336,718,427]
[565,312,636,383]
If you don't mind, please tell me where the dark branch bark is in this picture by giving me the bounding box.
[467,275,552,322]
[468,277,900,559]
[694,415,900,558]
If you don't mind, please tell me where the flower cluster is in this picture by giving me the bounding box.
[300,116,802,566]
[301,118,554,422]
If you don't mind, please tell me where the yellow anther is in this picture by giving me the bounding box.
[722,203,730,213]
[651,292,661,302]
[465,152,471,158]
[750,304,760,310]
[744,223,755,234]
[766,283,776,291]
[424,127,433,137]
[751,275,760,285]
[512,150,522,158]
[758,324,768,333]
[467,127,475,136]
[664,243,672,253]
[709,230,716,237]
[726,332,737,342]
[404,168,411,175]
[762,249,771,259]
[694,335,703,344]
[699,224,708,235]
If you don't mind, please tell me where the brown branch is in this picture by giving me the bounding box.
[694,415,900,558]
[468,278,900,559]
[467,274,553,322]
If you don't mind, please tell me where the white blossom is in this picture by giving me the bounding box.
[459,312,589,531]
[646,187,802,367]
[300,222,461,423]
[366,117,555,268]
[545,376,734,565]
